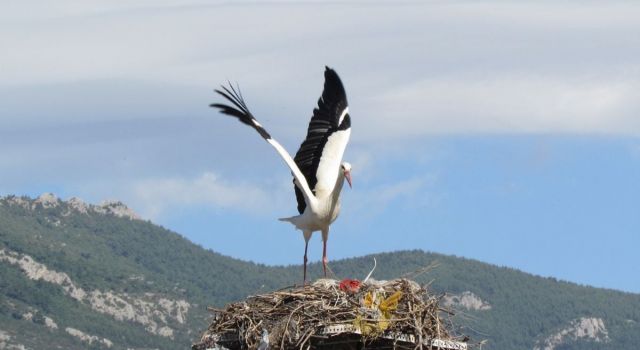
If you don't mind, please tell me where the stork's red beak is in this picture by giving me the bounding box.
[344,170,352,188]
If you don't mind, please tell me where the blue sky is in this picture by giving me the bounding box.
[1,1,639,292]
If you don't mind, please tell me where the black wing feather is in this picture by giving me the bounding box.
[293,66,349,214]
[210,83,271,140]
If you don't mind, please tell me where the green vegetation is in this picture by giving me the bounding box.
[0,195,639,349]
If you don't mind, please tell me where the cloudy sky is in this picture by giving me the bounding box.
[1,1,639,292]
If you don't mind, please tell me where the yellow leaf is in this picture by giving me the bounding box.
[378,318,389,331]
[379,291,402,312]
[354,315,376,336]
[363,292,374,308]
[353,315,363,332]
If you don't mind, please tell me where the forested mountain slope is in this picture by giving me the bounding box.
[1,194,638,349]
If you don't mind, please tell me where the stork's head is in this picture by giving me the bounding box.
[341,162,352,188]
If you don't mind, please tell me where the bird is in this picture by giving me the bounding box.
[210,66,352,283]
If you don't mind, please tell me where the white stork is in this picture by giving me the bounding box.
[211,67,352,282]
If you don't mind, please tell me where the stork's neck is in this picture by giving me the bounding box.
[333,169,347,198]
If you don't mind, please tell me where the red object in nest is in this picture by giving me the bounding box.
[339,278,361,294]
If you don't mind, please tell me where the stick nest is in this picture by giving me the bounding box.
[194,278,463,350]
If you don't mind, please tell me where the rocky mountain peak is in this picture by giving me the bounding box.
[34,192,60,208]
[95,200,140,220]
[0,193,140,220]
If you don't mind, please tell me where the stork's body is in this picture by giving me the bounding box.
[280,160,351,279]
[211,67,352,283]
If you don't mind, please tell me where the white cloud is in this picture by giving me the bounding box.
[373,178,426,207]
[364,73,640,136]
[346,175,437,218]
[2,1,639,134]
[128,172,279,220]
[125,165,432,222]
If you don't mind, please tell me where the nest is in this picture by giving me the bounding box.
[193,278,467,350]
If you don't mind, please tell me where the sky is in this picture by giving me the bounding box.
[1,1,639,292]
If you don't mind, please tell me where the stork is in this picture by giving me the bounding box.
[211,67,352,283]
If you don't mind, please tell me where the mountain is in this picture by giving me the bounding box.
[1,194,639,350]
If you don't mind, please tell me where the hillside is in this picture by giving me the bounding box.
[1,194,639,349]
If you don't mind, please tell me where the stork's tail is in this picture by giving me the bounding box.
[279,215,303,230]
[278,216,295,223]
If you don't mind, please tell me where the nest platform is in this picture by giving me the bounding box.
[193,278,468,350]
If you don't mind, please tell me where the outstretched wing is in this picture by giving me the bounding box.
[211,84,317,207]
[293,67,351,214]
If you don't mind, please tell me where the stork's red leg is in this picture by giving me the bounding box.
[321,229,329,277]
[303,239,309,284]
[322,239,328,277]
